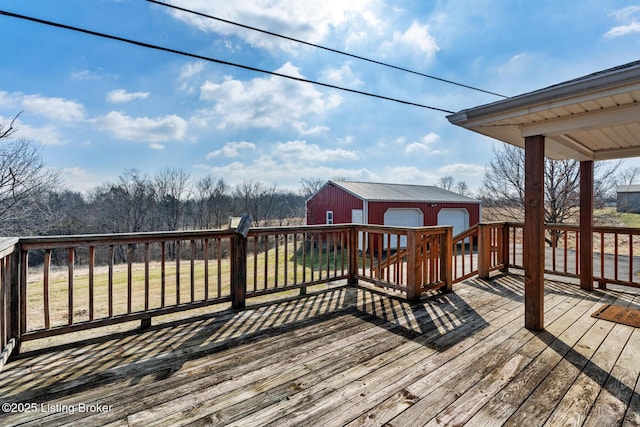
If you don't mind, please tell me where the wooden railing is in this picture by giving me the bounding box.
[0,238,18,373]
[244,225,352,298]
[0,222,453,360]
[8,219,640,367]
[452,223,508,284]
[506,223,640,289]
[17,229,238,341]
[357,225,452,299]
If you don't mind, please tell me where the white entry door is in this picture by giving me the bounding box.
[352,209,364,250]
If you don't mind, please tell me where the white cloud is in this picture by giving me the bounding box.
[10,120,65,145]
[0,91,18,109]
[272,140,360,163]
[92,111,188,144]
[403,132,442,154]
[166,0,376,52]
[605,22,640,38]
[206,141,256,158]
[201,139,366,189]
[292,123,330,135]
[605,6,640,38]
[390,21,439,60]
[21,95,85,122]
[106,89,150,103]
[437,163,484,176]
[200,62,342,130]
[321,63,363,87]
[179,61,205,79]
[207,158,377,190]
[382,166,439,185]
[60,167,113,192]
[69,69,118,80]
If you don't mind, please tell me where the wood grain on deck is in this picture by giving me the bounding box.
[1,274,639,426]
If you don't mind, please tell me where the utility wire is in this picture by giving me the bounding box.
[0,10,456,114]
[147,0,509,99]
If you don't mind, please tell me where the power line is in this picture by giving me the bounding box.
[0,9,456,114]
[147,0,509,99]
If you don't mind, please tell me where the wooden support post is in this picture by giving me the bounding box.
[348,226,359,285]
[524,135,545,331]
[478,223,491,279]
[231,214,252,310]
[580,160,594,291]
[500,222,510,273]
[9,245,21,355]
[406,229,419,302]
[441,227,453,292]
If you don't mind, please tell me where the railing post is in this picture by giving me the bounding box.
[442,227,453,292]
[500,223,510,273]
[9,244,21,355]
[348,225,358,285]
[231,214,252,310]
[478,223,491,279]
[406,229,419,302]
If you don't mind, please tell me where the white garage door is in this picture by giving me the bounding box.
[437,208,469,237]
[383,208,423,248]
[384,208,422,227]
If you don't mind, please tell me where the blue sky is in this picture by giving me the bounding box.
[1,0,640,194]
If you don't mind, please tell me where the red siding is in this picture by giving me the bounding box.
[367,201,480,227]
[306,183,363,225]
[306,183,480,230]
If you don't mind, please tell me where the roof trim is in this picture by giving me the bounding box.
[447,60,640,125]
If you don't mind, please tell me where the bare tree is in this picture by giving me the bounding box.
[437,176,455,191]
[455,180,471,196]
[481,143,618,244]
[300,177,325,199]
[233,180,281,227]
[155,167,191,231]
[194,174,230,229]
[90,169,156,234]
[0,115,60,236]
[616,166,640,188]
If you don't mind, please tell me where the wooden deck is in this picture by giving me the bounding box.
[2,273,640,426]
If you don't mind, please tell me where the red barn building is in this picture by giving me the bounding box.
[306,181,481,236]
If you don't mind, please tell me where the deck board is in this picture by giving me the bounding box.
[2,274,640,426]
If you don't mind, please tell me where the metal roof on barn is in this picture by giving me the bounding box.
[330,181,480,203]
[617,184,640,193]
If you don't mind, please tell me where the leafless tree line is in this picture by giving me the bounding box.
[4,112,640,243]
[0,117,307,237]
[42,168,307,238]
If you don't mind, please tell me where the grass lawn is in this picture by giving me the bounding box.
[617,212,640,228]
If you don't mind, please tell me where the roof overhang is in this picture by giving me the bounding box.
[447,60,640,161]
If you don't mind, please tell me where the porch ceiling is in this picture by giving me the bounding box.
[447,60,640,161]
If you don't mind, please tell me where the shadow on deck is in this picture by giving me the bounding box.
[2,274,640,426]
